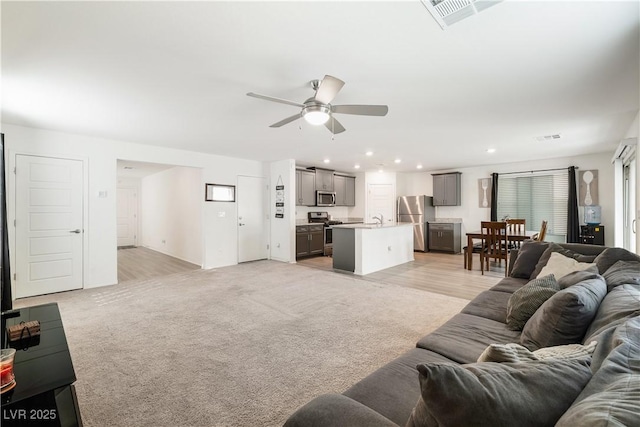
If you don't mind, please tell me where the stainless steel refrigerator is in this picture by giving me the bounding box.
[397,195,436,252]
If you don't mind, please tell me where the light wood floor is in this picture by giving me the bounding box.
[297,251,506,300]
[117,246,201,283]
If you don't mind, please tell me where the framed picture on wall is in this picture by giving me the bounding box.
[205,184,235,202]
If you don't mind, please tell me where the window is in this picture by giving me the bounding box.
[497,171,568,242]
[205,184,235,202]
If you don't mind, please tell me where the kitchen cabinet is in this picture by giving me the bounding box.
[580,225,605,246]
[428,223,461,253]
[296,169,316,206]
[315,168,334,191]
[296,225,324,258]
[432,172,461,206]
[334,175,356,206]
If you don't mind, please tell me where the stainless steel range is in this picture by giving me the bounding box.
[308,212,343,256]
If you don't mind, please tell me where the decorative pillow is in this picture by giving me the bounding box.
[531,243,597,279]
[477,341,597,363]
[594,247,640,274]
[537,252,594,281]
[506,274,558,331]
[509,241,550,279]
[520,276,607,350]
[557,265,599,289]
[582,284,640,345]
[602,260,640,290]
[406,359,593,427]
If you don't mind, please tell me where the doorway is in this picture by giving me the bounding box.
[237,175,268,262]
[367,183,395,224]
[15,155,85,298]
[117,187,138,247]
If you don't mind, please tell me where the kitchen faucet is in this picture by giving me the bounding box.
[373,214,384,225]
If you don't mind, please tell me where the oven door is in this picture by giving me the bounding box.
[323,226,333,256]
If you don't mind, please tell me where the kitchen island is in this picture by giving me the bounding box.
[332,223,415,275]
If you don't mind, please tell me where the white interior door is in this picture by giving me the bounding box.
[238,176,267,263]
[367,183,395,224]
[117,187,138,247]
[15,155,84,298]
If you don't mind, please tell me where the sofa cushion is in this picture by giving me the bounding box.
[520,276,607,350]
[506,274,558,331]
[489,277,528,294]
[556,316,640,427]
[406,359,592,427]
[582,284,640,345]
[342,347,454,426]
[557,265,599,289]
[602,260,640,290]
[509,241,549,279]
[461,290,511,323]
[594,247,640,274]
[417,313,521,364]
[531,242,597,279]
[477,341,597,363]
[537,252,595,281]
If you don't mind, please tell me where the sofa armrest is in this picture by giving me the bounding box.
[284,394,399,427]
[508,249,519,276]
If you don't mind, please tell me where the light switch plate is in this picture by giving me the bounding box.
[218,211,226,217]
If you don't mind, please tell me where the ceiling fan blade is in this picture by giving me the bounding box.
[331,105,389,116]
[314,75,345,105]
[269,114,301,128]
[325,116,346,134]
[247,92,305,108]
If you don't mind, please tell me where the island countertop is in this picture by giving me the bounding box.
[332,222,416,229]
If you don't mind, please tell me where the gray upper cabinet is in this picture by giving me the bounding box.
[315,168,334,191]
[432,172,461,206]
[334,174,356,206]
[296,169,316,206]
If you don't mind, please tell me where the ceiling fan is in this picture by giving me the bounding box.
[246,75,388,135]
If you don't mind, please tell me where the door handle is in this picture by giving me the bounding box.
[633,219,636,234]
[239,223,245,226]
[69,229,81,234]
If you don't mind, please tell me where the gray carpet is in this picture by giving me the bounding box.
[15,260,469,426]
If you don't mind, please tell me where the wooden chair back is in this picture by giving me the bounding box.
[537,220,548,242]
[506,218,526,234]
[480,221,509,276]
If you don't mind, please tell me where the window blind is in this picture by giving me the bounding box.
[496,171,568,239]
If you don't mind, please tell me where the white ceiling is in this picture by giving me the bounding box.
[2,1,638,173]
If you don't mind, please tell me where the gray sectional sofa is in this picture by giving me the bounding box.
[285,243,640,426]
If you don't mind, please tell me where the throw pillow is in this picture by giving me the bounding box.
[509,241,549,279]
[520,276,607,350]
[602,260,640,291]
[531,242,597,279]
[477,341,597,363]
[505,274,558,331]
[406,359,592,427]
[594,247,640,274]
[537,252,594,281]
[557,265,599,289]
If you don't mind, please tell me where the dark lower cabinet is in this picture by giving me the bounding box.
[296,225,324,258]
[580,225,605,246]
[428,223,461,253]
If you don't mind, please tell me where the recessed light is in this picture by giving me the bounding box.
[354,164,360,169]
[323,159,330,164]
[378,169,384,173]
[417,165,423,169]
[486,148,496,154]
[394,159,401,164]
[366,151,373,156]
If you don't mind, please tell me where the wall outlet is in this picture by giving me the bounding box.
[162,239,166,244]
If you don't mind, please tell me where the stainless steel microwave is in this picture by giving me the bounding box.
[316,191,336,207]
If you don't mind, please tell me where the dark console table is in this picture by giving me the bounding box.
[1,303,82,426]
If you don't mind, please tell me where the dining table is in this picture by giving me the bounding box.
[465,229,535,270]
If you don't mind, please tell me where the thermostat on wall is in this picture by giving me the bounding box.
[584,205,601,225]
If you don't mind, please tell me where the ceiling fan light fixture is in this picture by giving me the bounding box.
[302,105,331,125]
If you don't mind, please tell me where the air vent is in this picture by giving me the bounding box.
[420,0,503,29]
[534,134,562,142]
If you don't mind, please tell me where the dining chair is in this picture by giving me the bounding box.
[463,239,483,269]
[534,220,548,242]
[506,218,526,249]
[480,221,509,277]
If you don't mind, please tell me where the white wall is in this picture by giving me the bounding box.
[3,123,266,290]
[399,152,616,247]
[270,159,296,263]
[140,166,202,265]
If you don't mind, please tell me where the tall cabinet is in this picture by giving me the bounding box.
[432,172,461,206]
[334,174,356,206]
[296,169,316,206]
